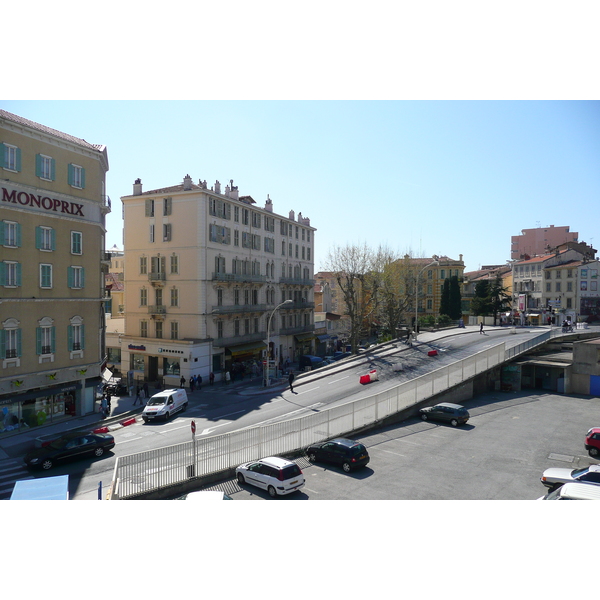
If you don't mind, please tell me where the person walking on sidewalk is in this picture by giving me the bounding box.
[288,371,295,394]
[209,371,214,386]
[180,375,186,388]
[197,374,202,390]
[133,385,143,406]
[479,322,484,335]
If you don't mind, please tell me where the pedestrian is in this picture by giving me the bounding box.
[479,322,484,334]
[288,370,295,393]
[180,375,186,388]
[190,375,195,392]
[209,371,214,386]
[143,381,149,399]
[225,370,231,385]
[100,395,108,418]
[197,374,202,390]
[133,385,142,406]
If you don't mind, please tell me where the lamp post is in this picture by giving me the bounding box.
[414,257,439,342]
[265,299,293,387]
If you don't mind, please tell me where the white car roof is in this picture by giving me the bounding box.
[558,482,600,500]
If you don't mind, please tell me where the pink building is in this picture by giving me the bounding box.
[511,225,578,260]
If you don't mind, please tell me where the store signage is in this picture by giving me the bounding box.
[2,186,84,216]
[128,344,146,351]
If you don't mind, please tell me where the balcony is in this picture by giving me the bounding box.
[148,305,166,320]
[279,324,315,336]
[281,301,314,310]
[212,331,267,348]
[212,272,267,284]
[279,277,315,286]
[148,272,166,286]
[211,304,267,315]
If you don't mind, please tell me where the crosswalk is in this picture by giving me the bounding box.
[0,458,33,500]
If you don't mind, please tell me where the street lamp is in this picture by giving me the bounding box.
[414,257,439,342]
[264,299,293,387]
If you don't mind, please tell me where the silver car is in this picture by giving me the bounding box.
[540,464,600,492]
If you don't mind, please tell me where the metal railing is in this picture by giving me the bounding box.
[111,342,506,499]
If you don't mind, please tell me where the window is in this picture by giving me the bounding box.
[1,143,21,171]
[155,321,163,339]
[71,231,82,255]
[546,282,551,292]
[36,226,55,251]
[252,212,261,228]
[1,261,21,287]
[68,266,85,289]
[567,281,573,292]
[145,199,155,217]
[234,319,240,336]
[163,223,172,242]
[210,224,231,244]
[170,321,179,340]
[170,287,179,307]
[1,319,21,360]
[217,288,223,306]
[555,282,561,292]
[36,154,55,181]
[234,230,239,246]
[140,288,147,306]
[170,254,178,274]
[36,320,55,355]
[68,318,85,352]
[1,221,21,247]
[163,197,172,216]
[217,320,223,338]
[68,164,85,188]
[40,264,52,289]
[215,256,226,274]
[149,224,155,243]
[140,321,148,338]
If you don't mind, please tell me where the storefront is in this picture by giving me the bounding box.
[224,341,265,380]
[0,381,92,439]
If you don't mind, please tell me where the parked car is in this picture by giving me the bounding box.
[236,456,305,498]
[540,464,600,491]
[332,352,352,361]
[585,427,600,457]
[24,432,115,470]
[539,481,600,500]
[298,355,324,370]
[419,402,470,427]
[306,438,370,472]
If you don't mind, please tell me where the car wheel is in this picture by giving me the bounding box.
[267,485,277,498]
[342,462,351,473]
[308,452,317,462]
[94,447,105,457]
[237,473,245,485]
[164,412,170,420]
[421,413,428,421]
[450,419,459,427]
[183,403,188,412]
[589,447,599,457]
[41,459,53,470]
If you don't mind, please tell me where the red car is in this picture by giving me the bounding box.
[585,428,600,458]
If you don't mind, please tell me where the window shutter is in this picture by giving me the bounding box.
[16,329,22,357]
[68,325,73,351]
[0,222,4,245]
[160,256,166,273]
[16,148,21,172]
[145,199,154,217]
[81,268,85,288]
[0,330,4,358]
[50,158,56,181]
[36,327,42,355]
[16,263,22,286]
[50,327,56,353]
[0,144,4,168]
[0,262,4,285]
[16,223,21,247]
[80,167,86,189]
[68,266,74,288]
[80,324,85,350]
[35,154,42,177]
[68,164,74,186]
[51,228,56,250]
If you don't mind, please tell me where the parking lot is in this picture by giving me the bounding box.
[207,390,600,500]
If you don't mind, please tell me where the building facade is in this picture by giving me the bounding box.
[119,176,315,387]
[511,225,578,260]
[0,110,110,438]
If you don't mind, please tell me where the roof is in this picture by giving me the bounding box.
[0,109,105,153]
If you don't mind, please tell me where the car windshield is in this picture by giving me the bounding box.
[282,464,302,479]
[571,467,589,478]
[350,444,367,455]
[147,396,167,406]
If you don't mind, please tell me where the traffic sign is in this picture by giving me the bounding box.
[191,420,196,435]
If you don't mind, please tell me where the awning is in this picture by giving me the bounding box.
[226,341,266,357]
[316,334,330,342]
[294,332,315,342]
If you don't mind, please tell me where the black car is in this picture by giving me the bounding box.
[419,402,469,427]
[24,432,115,470]
[306,438,370,472]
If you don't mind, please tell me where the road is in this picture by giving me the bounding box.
[0,326,560,499]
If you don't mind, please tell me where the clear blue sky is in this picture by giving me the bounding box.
[3,100,598,273]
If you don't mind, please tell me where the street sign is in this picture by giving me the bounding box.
[191,420,196,435]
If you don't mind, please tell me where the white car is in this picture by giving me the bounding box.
[538,481,600,500]
[540,464,600,492]
[236,456,305,498]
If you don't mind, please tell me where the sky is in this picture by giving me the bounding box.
[2,99,599,274]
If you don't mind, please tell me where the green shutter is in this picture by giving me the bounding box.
[80,167,86,189]
[15,263,21,286]
[17,329,22,357]
[36,327,42,355]
[81,267,85,288]
[0,144,5,169]
[81,324,85,350]
[0,262,4,285]
[16,223,21,247]
[68,325,73,351]
[51,327,56,353]
[68,266,74,288]
[0,222,4,246]
[68,164,74,186]
[15,148,21,172]
[0,330,4,358]
[35,154,42,177]
[50,158,56,181]
[51,228,56,251]
[36,226,42,249]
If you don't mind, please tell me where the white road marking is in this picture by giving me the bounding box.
[117,436,144,444]
[328,376,349,384]
[200,422,232,435]
[295,386,320,395]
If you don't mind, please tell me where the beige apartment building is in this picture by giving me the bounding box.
[120,176,315,387]
[0,110,110,438]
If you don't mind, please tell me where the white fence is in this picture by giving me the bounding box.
[112,341,513,499]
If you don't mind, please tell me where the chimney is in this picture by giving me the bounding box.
[265,194,273,212]
[289,210,295,221]
[133,178,143,195]
[183,174,192,190]
[214,180,221,194]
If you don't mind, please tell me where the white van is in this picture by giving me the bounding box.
[142,388,188,422]
[539,481,600,500]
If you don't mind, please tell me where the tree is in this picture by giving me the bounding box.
[323,243,381,353]
[470,276,511,325]
[440,275,462,321]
